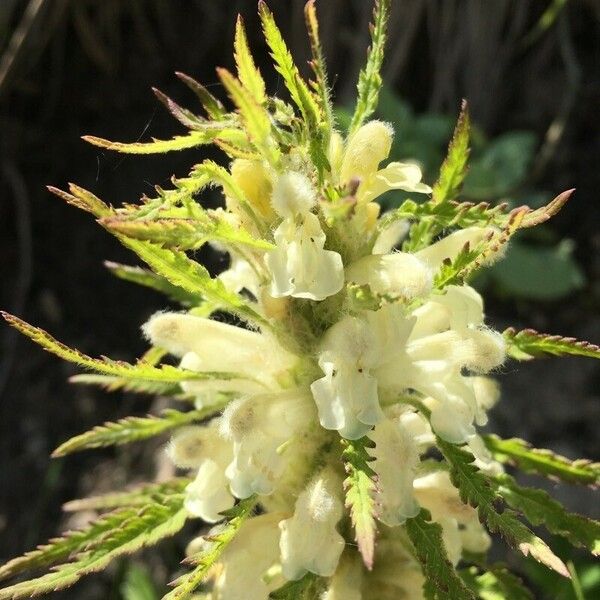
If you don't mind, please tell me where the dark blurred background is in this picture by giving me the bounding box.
[0,1,599,598]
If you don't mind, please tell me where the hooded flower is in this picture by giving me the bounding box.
[310,315,384,439]
[219,390,314,498]
[211,513,282,600]
[340,120,431,203]
[279,469,345,580]
[168,424,234,523]
[370,417,420,525]
[143,312,297,395]
[265,171,344,300]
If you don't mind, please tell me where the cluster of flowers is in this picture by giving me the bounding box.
[142,120,506,599]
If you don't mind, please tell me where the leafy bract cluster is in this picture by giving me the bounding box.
[1,1,598,599]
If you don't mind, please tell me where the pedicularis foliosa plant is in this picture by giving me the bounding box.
[1,2,599,599]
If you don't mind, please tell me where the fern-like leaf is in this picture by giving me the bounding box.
[0,498,188,598]
[437,440,570,578]
[304,0,333,135]
[47,183,111,217]
[341,437,377,569]
[405,511,475,600]
[152,87,208,131]
[174,72,227,120]
[63,479,191,513]
[82,131,215,154]
[431,100,470,206]
[101,216,273,252]
[0,506,140,582]
[234,16,266,104]
[163,496,257,600]
[349,0,391,134]
[104,262,203,307]
[495,474,600,555]
[0,312,244,384]
[218,67,279,166]
[483,435,600,487]
[258,2,312,120]
[503,327,600,361]
[52,404,226,456]
[116,240,267,328]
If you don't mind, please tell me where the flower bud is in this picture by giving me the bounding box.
[230,159,275,220]
[279,470,345,580]
[341,120,393,184]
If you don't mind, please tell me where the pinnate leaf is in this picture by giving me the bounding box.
[83,130,215,154]
[349,0,391,134]
[117,240,267,328]
[405,511,475,600]
[101,216,273,252]
[0,498,188,598]
[52,404,226,456]
[234,16,266,104]
[63,478,191,513]
[494,474,600,555]
[0,312,241,384]
[341,437,377,569]
[105,262,203,307]
[438,440,570,578]
[432,100,470,205]
[503,327,600,361]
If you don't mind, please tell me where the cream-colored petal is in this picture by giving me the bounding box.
[371,418,420,526]
[279,470,345,580]
[361,161,431,203]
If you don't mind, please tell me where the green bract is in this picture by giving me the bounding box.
[1,1,598,599]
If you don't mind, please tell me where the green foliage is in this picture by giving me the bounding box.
[52,405,226,456]
[484,435,600,486]
[82,131,218,154]
[438,440,570,577]
[269,572,324,599]
[174,72,226,120]
[494,474,600,555]
[63,479,191,513]
[0,312,240,384]
[405,511,475,600]
[349,0,391,134]
[101,215,274,252]
[304,0,334,135]
[503,328,600,361]
[105,262,203,307]
[460,565,533,600]
[341,437,377,568]
[47,183,111,217]
[163,496,257,600]
[0,497,188,599]
[116,240,267,328]
[431,100,470,206]
[258,1,312,123]
[234,16,266,104]
[217,67,279,166]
